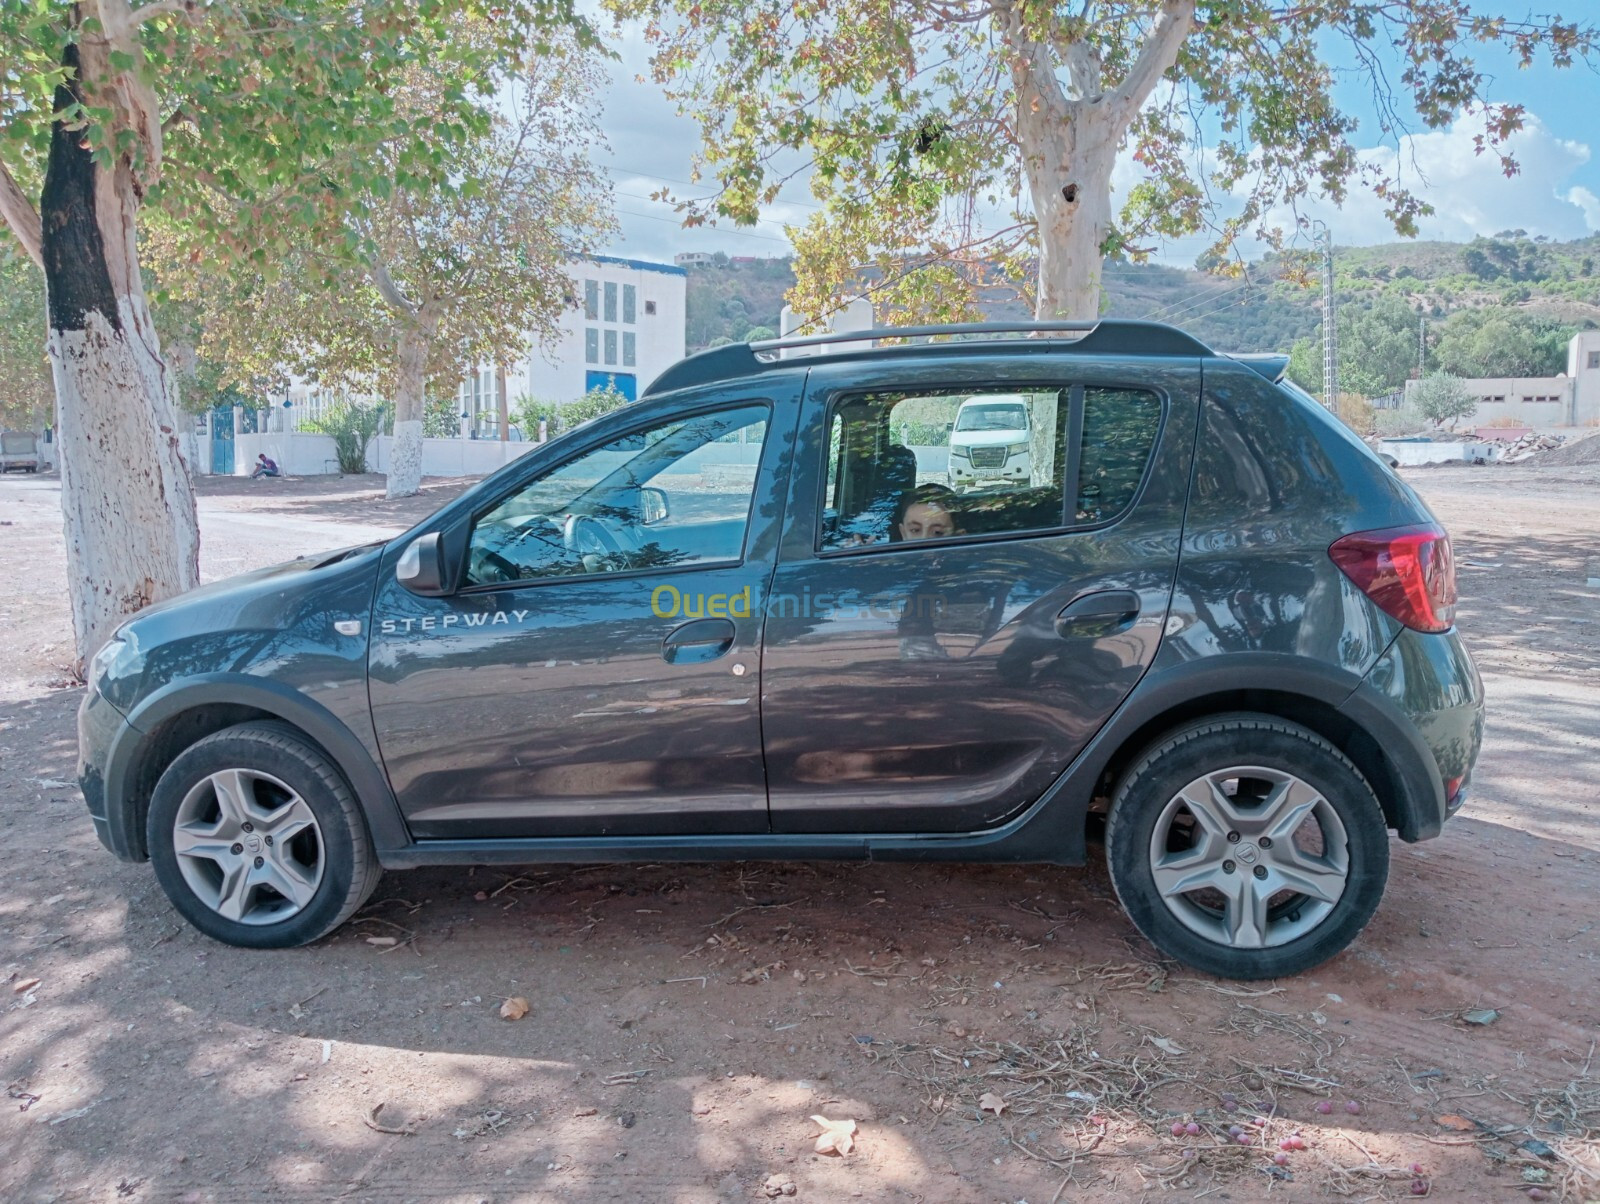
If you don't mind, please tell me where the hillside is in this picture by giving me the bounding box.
[683,233,1600,375]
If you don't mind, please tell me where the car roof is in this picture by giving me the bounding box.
[643,320,1289,398]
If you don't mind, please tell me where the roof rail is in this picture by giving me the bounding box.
[749,319,1212,358]
[642,319,1214,398]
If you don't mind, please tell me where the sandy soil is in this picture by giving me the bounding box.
[1,464,1597,1203]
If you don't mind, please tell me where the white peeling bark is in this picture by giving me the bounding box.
[386,315,434,498]
[1023,109,1119,320]
[53,304,200,657]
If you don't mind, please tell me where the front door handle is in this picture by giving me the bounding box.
[1055,590,1141,639]
[662,617,737,664]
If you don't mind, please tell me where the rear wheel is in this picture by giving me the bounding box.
[1105,716,1389,979]
[147,722,381,948]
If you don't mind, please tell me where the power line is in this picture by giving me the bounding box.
[1141,278,1255,324]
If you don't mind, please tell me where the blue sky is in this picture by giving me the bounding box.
[592,22,1600,267]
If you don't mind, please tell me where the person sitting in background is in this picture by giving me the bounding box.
[250,453,280,480]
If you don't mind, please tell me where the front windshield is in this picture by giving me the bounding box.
[956,402,1028,432]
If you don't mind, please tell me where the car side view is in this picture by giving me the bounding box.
[78,320,1483,979]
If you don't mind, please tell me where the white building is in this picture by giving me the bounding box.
[1403,329,1600,428]
[455,255,687,434]
[674,251,714,268]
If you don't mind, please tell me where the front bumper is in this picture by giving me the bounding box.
[77,683,133,858]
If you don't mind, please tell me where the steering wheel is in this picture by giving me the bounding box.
[468,515,567,584]
[564,513,630,569]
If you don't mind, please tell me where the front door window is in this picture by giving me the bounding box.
[465,404,769,585]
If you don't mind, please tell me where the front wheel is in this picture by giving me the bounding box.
[147,722,382,948]
[1105,716,1390,980]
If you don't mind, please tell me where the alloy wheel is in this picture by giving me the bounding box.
[171,768,326,925]
[1147,765,1350,949]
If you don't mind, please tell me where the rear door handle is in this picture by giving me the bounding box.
[661,617,737,664]
[1055,590,1142,639]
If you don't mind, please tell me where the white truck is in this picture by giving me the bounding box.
[946,394,1031,492]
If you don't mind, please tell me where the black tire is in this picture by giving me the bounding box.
[1105,715,1389,980]
[147,722,382,948]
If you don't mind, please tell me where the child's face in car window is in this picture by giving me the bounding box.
[899,501,954,541]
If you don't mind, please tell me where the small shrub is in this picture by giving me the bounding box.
[303,401,388,474]
[1334,394,1375,435]
[1373,406,1428,438]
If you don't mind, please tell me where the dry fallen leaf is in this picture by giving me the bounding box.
[1436,1113,1477,1131]
[978,1091,1007,1116]
[499,996,530,1021]
[365,936,397,947]
[810,1114,857,1156]
[12,978,40,994]
[1147,1036,1187,1057]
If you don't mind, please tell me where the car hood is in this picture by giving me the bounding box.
[952,430,1028,448]
[129,541,387,623]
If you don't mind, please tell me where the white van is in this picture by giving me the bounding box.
[946,394,1031,491]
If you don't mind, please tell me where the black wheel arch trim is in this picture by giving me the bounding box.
[105,675,411,861]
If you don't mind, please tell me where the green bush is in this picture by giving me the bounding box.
[511,382,633,440]
[303,401,388,474]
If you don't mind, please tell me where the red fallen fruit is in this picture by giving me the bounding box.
[1345,1101,1362,1115]
[1315,1100,1334,1115]
[1410,1163,1426,1175]
[1170,1122,1186,1137]
[1236,1133,1251,1146]
[1410,1180,1429,1197]
[1185,1122,1201,1137]
[1273,1151,1289,1166]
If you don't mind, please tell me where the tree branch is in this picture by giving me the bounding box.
[1108,0,1197,127]
[131,0,195,25]
[368,255,416,314]
[0,161,44,269]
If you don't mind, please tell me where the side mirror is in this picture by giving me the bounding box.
[641,486,670,526]
[945,420,956,432]
[396,532,449,595]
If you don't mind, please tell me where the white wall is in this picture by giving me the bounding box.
[235,432,343,476]
[1379,440,1499,466]
[370,435,536,478]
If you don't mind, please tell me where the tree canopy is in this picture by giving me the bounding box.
[619,0,1598,322]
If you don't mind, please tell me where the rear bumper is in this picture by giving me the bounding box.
[1343,627,1484,842]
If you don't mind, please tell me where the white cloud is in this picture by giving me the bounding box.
[1132,111,1600,266]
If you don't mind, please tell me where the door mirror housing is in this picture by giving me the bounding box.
[396,532,450,596]
[641,486,670,526]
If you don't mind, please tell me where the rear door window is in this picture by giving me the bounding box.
[818,384,1161,551]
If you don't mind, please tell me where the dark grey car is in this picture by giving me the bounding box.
[78,321,1483,979]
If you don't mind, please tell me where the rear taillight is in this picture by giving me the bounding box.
[1329,523,1457,633]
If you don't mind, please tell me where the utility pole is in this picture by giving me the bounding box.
[1319,225,1338,410]
[1418,310,1426,379]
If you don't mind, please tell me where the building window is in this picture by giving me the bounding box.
[1522,396,1533,403]
[623,332,636,366]
[585,328,599,364]
[584,280,599,321]
[1590,351,1600,370]
[604,281,618,323]
[645,300,657,316]
[604,329,618,365]
[623,284,637,324]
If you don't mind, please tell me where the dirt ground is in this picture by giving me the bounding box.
[2,464,1598,1203]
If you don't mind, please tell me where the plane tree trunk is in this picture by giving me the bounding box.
[38,36,199,665]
